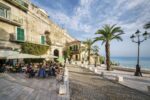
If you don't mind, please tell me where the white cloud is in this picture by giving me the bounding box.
[32,0,150,56]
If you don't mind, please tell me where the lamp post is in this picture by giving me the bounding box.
[130,30,150,76]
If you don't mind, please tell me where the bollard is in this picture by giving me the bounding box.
[89,67,92,71]
[59,84,67,95]
[94,68,98,73]
[64,75,68,81]
[116,76,123,82]
[85,65,88,68]
[101,72,104,77]
[147,86,150,92]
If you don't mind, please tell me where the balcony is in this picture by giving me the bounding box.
[0,13,23,26]
[5,0,29,12]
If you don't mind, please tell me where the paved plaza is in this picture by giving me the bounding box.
[0,65,150,100]
[0,73,65,100]
[68,65,150,100]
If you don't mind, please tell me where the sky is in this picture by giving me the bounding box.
[31,0,150,57]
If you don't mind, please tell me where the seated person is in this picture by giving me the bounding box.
[26,65,35,78]
[38,65,46,78]
[0,64,6,73]
[52,64,56,76]
[48,65,53,76]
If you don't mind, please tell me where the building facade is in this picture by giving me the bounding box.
[66,40,81,61]
[0,0,75,59]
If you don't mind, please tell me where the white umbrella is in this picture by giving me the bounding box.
[39,54,58,59]
[0,50,19,59]
[7,53,39,59]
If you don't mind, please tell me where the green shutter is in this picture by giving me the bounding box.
[17,27,24,41]
[41,36,45,44]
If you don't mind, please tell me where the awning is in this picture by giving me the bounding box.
[7,53,39,59]
[7,54,58,59]
[56,56,64,63]
[0,50,58,59]
[0,50,19,59]
[39,54,58,59]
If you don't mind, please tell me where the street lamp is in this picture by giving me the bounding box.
[130,30,150,76]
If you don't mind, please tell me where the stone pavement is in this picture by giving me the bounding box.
[88,64,150,93]
[68,64,150,100]
[0,73,67,100]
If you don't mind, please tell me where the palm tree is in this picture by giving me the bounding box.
[92,45,99,67]
[83,39,94,65]
[93,24,124,70]
[63,47,72,63]
[144,22,150,29]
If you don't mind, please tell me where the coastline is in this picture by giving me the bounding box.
[113,66,150,74]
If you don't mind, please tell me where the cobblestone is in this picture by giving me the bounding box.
[68,65,150,100]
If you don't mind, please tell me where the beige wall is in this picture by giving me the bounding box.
[0,0,75,56]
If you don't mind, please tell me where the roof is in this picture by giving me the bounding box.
[66,40,81,45]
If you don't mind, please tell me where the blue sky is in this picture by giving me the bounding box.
[31,0,150,57]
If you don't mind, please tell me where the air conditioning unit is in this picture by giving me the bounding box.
[9,33,16,41]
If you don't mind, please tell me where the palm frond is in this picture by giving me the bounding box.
[94,24,124,44]
[111,27,123,35]
[111,35,123,41]
[101,40,106,45]
[144,22,150,29]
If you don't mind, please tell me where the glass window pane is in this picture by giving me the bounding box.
[0,7,6,18]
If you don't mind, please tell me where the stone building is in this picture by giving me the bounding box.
[0,0,75,60]
[66,40,81,61]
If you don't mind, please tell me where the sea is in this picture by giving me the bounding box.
[111,57,150,70]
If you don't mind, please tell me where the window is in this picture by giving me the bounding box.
[70,46,72,50]
[73,45,76,51]
[0,6,10,19]
[76,45,78,50]
[41,36,45,44]
[17,27,25,41]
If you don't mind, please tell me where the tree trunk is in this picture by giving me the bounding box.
[105,41,111,70]
[88,48,91,65]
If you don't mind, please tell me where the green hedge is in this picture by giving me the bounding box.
[21,42,49,55]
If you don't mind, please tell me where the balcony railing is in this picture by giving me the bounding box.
[5,0,29,11]
[0,12,23,26]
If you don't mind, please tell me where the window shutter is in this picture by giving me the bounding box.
[17,27,24,41]
[41,36,45,44]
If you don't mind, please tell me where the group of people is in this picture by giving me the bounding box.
[26,62,63,78]
[0,61,64,80]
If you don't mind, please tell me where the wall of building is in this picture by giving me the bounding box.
[0,0,75,58]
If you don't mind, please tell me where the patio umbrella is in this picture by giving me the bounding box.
[39,54,58,59]
[7,53,39,59]
[0,50,19,59]
[56,56,65,63]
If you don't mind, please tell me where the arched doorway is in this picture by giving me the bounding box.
[54,49,59,62]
